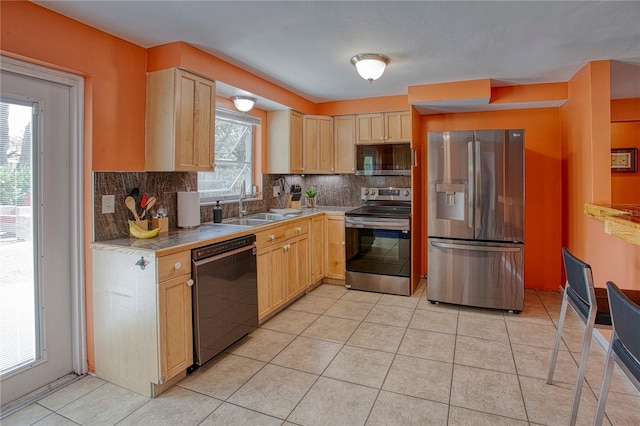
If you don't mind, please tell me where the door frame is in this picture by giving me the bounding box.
[1,55,87,376]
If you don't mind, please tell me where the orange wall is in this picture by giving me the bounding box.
[318,95,409,115]
[409,79,491,103]
[611,121,640,203]
[561,61,640,291]
[611,98,640,122]
[419,108,563,290]
[1,1,148,172]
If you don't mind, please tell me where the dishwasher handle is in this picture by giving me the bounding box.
[192,244,256,268]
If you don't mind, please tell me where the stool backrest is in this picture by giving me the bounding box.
[607,281,640,363]
[562,247,594,306]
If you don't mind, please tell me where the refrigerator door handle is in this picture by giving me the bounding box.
[430,241,521,253]
[475,140,482,231]
[467,141,474,229]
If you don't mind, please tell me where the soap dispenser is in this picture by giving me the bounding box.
[213,200,223,223]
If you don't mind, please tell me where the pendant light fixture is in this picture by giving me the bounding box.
[350,53,390,83]
[231,96,257,112]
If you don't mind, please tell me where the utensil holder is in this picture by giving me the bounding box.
[152,217,169,233]
[129,220,148,237]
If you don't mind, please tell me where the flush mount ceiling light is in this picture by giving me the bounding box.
[231,96,257,112]
[350,53,390,83]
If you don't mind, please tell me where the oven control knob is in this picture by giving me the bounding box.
[371,189,377,196]
[403,190,410,196]
[363,189,369,195]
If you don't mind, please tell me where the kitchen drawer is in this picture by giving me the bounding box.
[158,251,190,282]
[285,220,309,239]
[255,225,286,249]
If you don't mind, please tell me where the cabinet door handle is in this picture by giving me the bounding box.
[175,262,182,270]
[342,241,345,245]
[187,279,194,287]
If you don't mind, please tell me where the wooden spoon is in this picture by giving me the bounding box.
[125,196,140,221]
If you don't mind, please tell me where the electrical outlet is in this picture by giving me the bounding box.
[102,194,115,214]
[273,186,282,197]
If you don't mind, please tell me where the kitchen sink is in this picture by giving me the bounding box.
[223,218,273,226]
[222,212,296,227]
[247,213,287,221]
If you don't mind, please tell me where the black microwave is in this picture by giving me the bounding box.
[355,143,412,176]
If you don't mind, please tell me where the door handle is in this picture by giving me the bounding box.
[467,141,474,230]
[430,241,521,253]
[475,140,482,231]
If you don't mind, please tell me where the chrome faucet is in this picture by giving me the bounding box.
[238,180,247,217]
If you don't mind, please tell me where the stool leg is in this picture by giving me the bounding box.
[593,343,615,426]
[548,290,569,384]
[568,314,596,426]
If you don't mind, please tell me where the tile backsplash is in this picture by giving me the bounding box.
[94,172,411,241]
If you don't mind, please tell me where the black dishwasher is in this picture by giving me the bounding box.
[192,234,257,366]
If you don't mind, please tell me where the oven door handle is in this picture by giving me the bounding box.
[345,219,410,231]
[192,244,256,268]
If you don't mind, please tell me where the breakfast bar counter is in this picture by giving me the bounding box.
[584,203,640,246]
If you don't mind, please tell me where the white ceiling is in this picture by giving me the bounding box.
[34,0,640,109]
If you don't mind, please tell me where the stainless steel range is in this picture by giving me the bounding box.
[345,187,411,296]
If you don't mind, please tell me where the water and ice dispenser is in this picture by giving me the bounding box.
[435,183,466,221]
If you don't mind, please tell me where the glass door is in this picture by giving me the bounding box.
[0,100,37,377]
[0,69,75,407]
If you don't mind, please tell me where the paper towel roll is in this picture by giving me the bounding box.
[177,191,200,228]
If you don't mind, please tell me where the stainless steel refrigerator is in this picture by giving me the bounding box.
[427,130,524,312]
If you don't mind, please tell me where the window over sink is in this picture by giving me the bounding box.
[198,108,260,203]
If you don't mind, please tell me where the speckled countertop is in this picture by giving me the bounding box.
[91,206,355,256]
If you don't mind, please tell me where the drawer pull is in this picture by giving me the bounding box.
[296,227,302,232]
[174,262,182,270]
[269,234,275,240]
[187,279,194,287]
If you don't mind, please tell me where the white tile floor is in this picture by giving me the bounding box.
[3,282,639,426]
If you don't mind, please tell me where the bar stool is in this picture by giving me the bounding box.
[593,281,640,426]
[547,248,612,426]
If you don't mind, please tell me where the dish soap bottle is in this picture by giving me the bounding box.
[213,200,223,223]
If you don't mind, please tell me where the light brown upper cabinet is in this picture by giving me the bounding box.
[333,115,356,174]
[146,68,216,171]
[303,115,334,174]
[267,110,303,174]
[356,111,411,143]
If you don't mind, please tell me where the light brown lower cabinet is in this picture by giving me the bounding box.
[310,215,325,284]
[325,213,346,280]
[158,273,193,382]
[257,219,310,321]
[92,248,193,397]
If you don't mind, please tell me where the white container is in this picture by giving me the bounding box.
[177,191,200,228]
